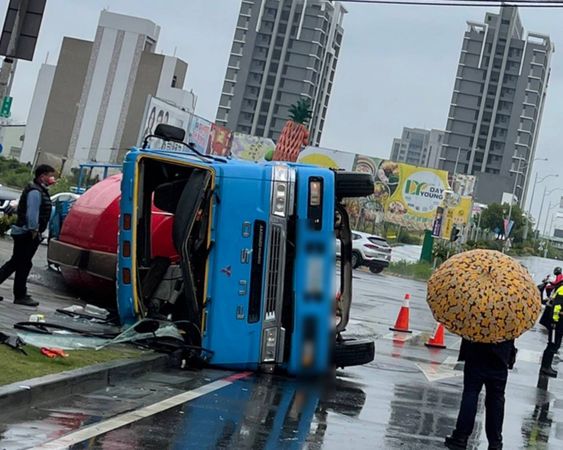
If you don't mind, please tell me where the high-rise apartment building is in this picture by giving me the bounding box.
[440,6,553,205]
[216,0,346,146]
[22,11,196,168]
[390,127,444,169]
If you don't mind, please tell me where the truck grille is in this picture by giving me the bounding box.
[265,224,283,321]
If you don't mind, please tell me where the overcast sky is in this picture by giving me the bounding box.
[4,0,563,219]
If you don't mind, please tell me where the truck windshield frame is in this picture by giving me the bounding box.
[132,154,214,330]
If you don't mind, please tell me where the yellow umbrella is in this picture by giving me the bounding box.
[427,249,541,343]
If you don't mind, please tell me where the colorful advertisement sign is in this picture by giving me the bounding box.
[432,207,444,238]
[298,146,455,231]
[441,196,473,240]
[188,115,212,155]
[231,133,275,162]
[298,146,356,171]
[207,123,233,156]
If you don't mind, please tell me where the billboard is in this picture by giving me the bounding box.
[231,133,275,162]
[207,123,233,156]
[138,96,192,150]
[188,115,212,154]
[298,147,453,231]
[441,196,473,240]
[298,146,356,171]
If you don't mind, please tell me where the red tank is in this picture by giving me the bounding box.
[47,174,178,297]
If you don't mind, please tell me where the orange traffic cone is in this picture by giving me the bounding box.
[425,322,446,349]
[390,293,412,333]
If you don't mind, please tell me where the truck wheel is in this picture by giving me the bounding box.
[369,265,383,274]
[334,339,375,368]
[351,251,361,269]
[334,172,374,199]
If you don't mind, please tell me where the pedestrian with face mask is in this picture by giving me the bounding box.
[0,164,56,306]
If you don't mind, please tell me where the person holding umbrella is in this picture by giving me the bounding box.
[540,284,563,377]
[445,338,516,450]
[425,249,541,450]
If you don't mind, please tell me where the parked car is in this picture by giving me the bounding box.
[337,231,392,274]
[3,192,80,240]
[0,184,20,213]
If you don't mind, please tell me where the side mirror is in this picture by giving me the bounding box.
[154,124,185,142]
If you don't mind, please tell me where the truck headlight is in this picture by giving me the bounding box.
[272,182,287,217]
[262,328,278,362]
[272,165,290,217]
[309,180,322,206]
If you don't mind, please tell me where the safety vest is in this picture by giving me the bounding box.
[16,182,52,233]
[550,286,563,323]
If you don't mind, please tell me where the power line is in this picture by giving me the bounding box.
[337,0,563,7]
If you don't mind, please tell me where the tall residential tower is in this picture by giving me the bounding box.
[390,127,445,169]
[216,0,346,145]
[440,6,553,205]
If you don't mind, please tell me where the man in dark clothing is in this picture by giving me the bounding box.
[0,165,56,306]
[540,284,563,377]
[445,339,516,450]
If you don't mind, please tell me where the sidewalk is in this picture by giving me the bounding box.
[0,237,86,335]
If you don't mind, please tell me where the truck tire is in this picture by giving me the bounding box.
[334,172,374,199]
[334,339,375,368]
[369,265,383,274]
[351,251,361,269]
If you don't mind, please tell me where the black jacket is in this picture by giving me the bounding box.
[459,339,516,370]
[16,182,52,233]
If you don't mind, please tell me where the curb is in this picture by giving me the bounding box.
[0,352,169,417]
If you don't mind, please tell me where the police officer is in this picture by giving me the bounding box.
[445,339,516,450]
[540,283,563,377]
[0,165,56,306]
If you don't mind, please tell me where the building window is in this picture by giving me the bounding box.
[171,75,177,88]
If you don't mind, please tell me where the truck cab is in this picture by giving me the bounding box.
[117,125,374,376]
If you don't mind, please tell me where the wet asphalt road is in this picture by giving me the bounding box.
[1,259,563,449]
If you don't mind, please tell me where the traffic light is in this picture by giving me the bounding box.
[450,226,460,242]
[0,96,12,118]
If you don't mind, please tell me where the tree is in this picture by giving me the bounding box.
[480,203,504,233]
[479,202,529,243]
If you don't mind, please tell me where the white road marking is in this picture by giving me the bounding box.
[35,376,240,449]
[416,356,463,382]
[516,348,543,364]
[381,331,421,342]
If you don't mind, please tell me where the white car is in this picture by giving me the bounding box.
[336,231,392,274]
[4,192,80,240]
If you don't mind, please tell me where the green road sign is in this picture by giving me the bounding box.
[0,96,13,118]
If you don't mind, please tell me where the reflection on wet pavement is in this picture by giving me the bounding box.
[1,264,563,449]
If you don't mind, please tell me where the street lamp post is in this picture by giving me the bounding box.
[536,187,563,236]
[525,172,558,240]
[453,147,462,176]
[504,156,548,251]
[542,202,558,236]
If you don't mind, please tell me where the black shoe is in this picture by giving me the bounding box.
[445,435,468,449]
[540,367,558,378]
[14,296,39,307]
[488,445,502,450]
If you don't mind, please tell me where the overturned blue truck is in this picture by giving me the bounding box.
[116,124,375,376]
